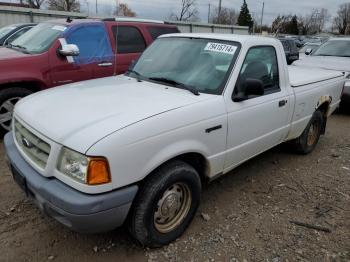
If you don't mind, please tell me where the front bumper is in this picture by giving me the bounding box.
[4,132,138,233]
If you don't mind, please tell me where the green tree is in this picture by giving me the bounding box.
[237,0,253,29]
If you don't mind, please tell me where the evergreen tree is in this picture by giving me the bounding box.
[237,0,253,29]
[289,15,299,35]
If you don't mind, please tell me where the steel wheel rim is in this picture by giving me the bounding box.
[307,121,319,146]
[0,97,21,131]
[154,182,192,234]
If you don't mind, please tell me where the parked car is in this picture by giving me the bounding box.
[284,36,303,48]
[299,43,321,59]
[0,18,179,134]
[279,38,299,64]
[0,23,36,46]
[293,38,350,109]
[4,34,344,247]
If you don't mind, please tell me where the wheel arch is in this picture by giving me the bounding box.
[0,81,46,93]
[141,152,211,186]
[316,97,331,135]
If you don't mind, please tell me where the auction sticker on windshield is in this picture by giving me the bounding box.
[204,43,237,55]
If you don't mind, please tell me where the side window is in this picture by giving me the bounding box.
[5,27,32,45]
[66,25,113,64]
[113,26,146,54]
[234,46,280,98]
[147,26,180,40]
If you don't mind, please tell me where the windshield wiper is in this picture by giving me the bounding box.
[125,69,143,82]
[8,44,30,54]
[148,77,200,96]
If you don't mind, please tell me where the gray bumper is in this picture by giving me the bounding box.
[4,132,138,233]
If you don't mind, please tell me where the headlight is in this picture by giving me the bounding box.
[57,147,111,185]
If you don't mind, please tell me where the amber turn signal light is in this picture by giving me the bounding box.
[87,158,111,185]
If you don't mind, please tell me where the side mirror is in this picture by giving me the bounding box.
[59,44,79,57]
[305,48,312,56]
[233,79,264,102]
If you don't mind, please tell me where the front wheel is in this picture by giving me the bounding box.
[0,88,32,136]
[292,110,324,154]
[128,160,201,247]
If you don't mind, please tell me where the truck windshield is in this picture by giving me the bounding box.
[313,40,350,57]
[10,23,66,54]
[132,37,240,95]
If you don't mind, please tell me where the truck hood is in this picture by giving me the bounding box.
[15,75,208,153]
[294,55,350,72]
[0,47,29,60]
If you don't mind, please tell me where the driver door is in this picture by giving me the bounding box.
[224,46,291,171]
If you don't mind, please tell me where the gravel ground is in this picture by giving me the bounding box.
[0,113,349,262]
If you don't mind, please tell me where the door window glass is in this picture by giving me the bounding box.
[234,46,280,98]
[147,26,179,40]
[113,26,146,54]
[66,24,113,64]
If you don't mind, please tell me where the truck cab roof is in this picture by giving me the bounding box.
[47,17,172,27]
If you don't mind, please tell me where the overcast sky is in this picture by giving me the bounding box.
[4,0,347,26]
[86,0,349,27]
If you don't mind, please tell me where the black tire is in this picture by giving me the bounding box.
[292,110,324,154]
[0,87,32,136]
[339,101,350,114]
[128,160,201,248]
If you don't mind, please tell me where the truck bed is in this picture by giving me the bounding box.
[288,66,344,87]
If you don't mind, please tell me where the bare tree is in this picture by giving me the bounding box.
[48,0,80,12]
[115,3,136,17]
[299,9,330,35]
[334,3,350,35]
[211,6,237,25]
[169,0,199,21]
[317,8,330,32]
[25,0,45,8]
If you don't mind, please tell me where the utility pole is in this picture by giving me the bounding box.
[208,3,211,23]
[96,0,98,14]
[218,0,222,18]
[260,2,265,34]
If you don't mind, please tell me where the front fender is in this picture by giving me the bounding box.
[140,139,211,180]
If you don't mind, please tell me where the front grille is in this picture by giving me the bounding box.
[14,119,51,169]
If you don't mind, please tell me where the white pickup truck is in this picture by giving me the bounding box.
[4,34,345,247]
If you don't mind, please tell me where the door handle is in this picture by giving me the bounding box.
[279,100,287,107]
[98,62,113,67]
[205,125,222,133]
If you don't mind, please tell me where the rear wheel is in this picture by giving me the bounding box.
[292,110,324,154]
[0,88,32,136]
[128,160,201,247]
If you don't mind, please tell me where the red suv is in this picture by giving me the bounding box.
[0,18,179,134]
